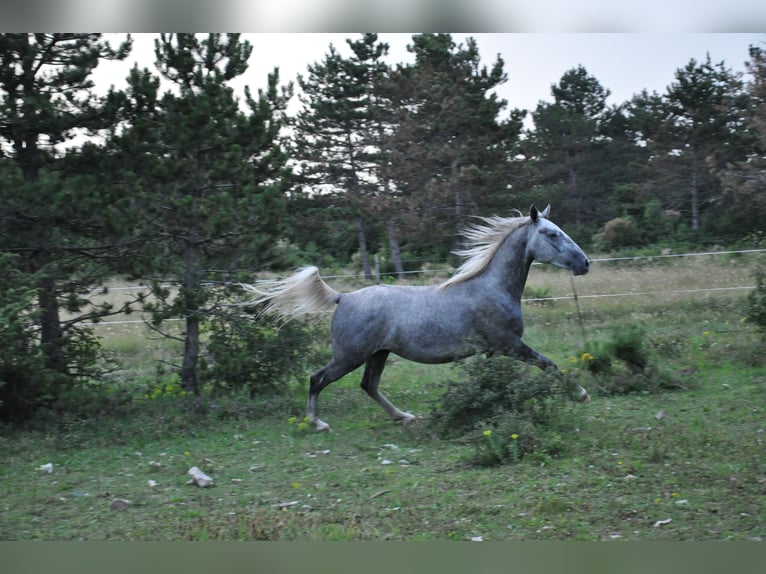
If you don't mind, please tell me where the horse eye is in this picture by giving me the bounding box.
[546,231,558,239]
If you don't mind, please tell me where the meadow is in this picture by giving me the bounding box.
[1,251,764,541]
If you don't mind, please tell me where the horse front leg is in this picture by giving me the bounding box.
[513,339,556,370]
[511,340,591,403]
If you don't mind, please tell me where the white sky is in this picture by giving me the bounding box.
[92,33,764,123]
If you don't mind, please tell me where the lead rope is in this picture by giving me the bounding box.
[570,274,588,346]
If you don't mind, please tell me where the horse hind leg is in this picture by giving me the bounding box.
[360,351,416,425]
[307,359,360,432]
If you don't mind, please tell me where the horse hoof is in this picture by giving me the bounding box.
[396,413,417,426]
[314,419,332,432]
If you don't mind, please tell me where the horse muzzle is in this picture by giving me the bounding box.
[571,257,590,276]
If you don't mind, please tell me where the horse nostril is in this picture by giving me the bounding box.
[573,257,590,276]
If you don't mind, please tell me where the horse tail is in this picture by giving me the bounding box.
[243,266,341,321]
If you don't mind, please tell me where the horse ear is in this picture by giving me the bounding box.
[541,204,551,218]
[530,204,539,222]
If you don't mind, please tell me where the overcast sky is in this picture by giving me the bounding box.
[91,33,764,123]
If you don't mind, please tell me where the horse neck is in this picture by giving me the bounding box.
[481,225,533,299]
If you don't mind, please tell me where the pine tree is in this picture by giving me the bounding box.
[717,45,766,230]
[382,34,522,256]
[665,56,747,232]
[628,56,747,233]
[347,33,406,279]
[522,66,614,227]
[290,34,391,280]
[0,33,131,386]
[112,34,291,393]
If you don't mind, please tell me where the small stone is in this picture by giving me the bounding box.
[110,498,130,511]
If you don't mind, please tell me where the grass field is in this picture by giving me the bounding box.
[1,252,764,540]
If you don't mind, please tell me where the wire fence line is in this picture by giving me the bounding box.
[90,284,757,327]
[98,247,766,289]
[522,285,756,304]
[85,247,763,326]
[590,248,766,263]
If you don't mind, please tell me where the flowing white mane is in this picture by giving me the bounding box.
[440,212,529,289]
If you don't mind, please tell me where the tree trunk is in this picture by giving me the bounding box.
[181,313,200,394]
[690,158,701,232]
[386,219,405,280]
[180,239,201,394]
[25,147,67,376]
[355,217,373,280]
[37,269,66,374]
[568,166,581,225]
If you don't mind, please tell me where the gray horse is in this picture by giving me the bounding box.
[251,205,591,431]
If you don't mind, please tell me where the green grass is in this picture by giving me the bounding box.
[1,256,765,540]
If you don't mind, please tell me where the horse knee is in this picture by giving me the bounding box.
[540,357,557,370]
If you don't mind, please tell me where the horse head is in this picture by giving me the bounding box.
[527,204,590,276]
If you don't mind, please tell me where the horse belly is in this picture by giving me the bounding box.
[331,287,477,364]
[385,302,477,363]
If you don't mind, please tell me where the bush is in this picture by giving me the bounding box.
[201,312,327,397]
[523,284,554,306]
[429,356,579,465]
[609,323,649,373]
[575,344,613,376]
[0,253,57,421]
[593,216,643,251]
[575,322,683,395]
[745,263,766,336]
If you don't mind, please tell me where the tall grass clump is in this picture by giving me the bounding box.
[577,322,682,395]
[429,356,580,466]
[745,261,766,337]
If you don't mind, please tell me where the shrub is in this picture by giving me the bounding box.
[575,344,613,376]
[429,356,579,465]
[575,322,683,395]
[594,216,642,250]
[201,312,327,397]
[523,284,554,305]
[609,323,649,373]
[745,263,766,336]
[0,253,58,421]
